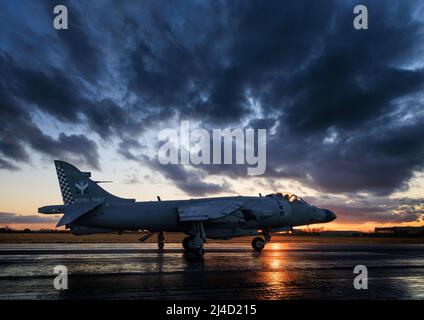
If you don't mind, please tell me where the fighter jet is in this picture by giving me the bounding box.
[39,160,337,256]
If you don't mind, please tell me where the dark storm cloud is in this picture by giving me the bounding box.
[0,58,100,169]
[193,1,424,196]
[1,51,141,139]
[0,158,18,171]
[120,0,424,196]
[117,137,144,161]
[121,1,253,125]
[305,195,424,224]
[284,65,424,133]
[42,0,103,80]
[140,155,232,196]
[53,133,100,169]
[309,119,424,194]
[0,212,58,224]
[1,0,424,206]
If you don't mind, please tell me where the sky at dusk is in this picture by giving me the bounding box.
[0,0,424,231]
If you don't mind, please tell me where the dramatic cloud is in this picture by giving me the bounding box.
[0,158,18,171]
[0,73,100,169]
[141,155,232,196]
[305,195,424,224]
[0,212,59,224]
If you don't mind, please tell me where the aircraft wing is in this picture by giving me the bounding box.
[178,199,243,222]
[56,202,102,227]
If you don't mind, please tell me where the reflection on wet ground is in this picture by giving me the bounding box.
[1,242,424,299]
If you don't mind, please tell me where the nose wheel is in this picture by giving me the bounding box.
[252,229,271,252]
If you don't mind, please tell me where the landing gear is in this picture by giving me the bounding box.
[182,235,195,251]
[158,231,165,250]
[195,247,205,256]
[263,228,271,243]
[183,222,206,256]
[251,228,271,252]
[252,237,266,252]
[192,221,206,256]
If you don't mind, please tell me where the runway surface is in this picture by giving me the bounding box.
[1,242,424,299]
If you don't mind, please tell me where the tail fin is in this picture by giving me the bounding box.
[54,160,135,204]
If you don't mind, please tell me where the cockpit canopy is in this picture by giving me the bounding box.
[266,192,307,204]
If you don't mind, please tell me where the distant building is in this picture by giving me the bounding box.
[375,227,424,236]
[320,231,362,237]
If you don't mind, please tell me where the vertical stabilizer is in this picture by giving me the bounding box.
[54,160,135,204]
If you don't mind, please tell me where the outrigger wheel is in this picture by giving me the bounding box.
[158,231,165,249]
[252,237,266,252]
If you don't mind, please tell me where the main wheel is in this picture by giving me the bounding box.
[182,235,195,251]
[195,247,205,256]
[252,237,266,252]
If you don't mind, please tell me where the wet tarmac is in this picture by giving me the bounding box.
[1,242,424,299]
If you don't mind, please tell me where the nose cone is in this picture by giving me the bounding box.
[323,209,337,222]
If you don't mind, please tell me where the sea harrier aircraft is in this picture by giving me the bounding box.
[39,161,336,256]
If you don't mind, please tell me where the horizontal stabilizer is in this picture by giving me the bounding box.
[56,202,102,227]
[38,205,66,214]
[178,200,243,222]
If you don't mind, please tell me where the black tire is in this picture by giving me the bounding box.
[182,236,195,251]
[252,237,265,252]
[195,247,205,256]
[158,242,164,249]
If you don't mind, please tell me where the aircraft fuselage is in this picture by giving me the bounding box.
[69,195,334,237]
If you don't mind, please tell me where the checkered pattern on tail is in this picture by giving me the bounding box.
[55,163,74,205]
